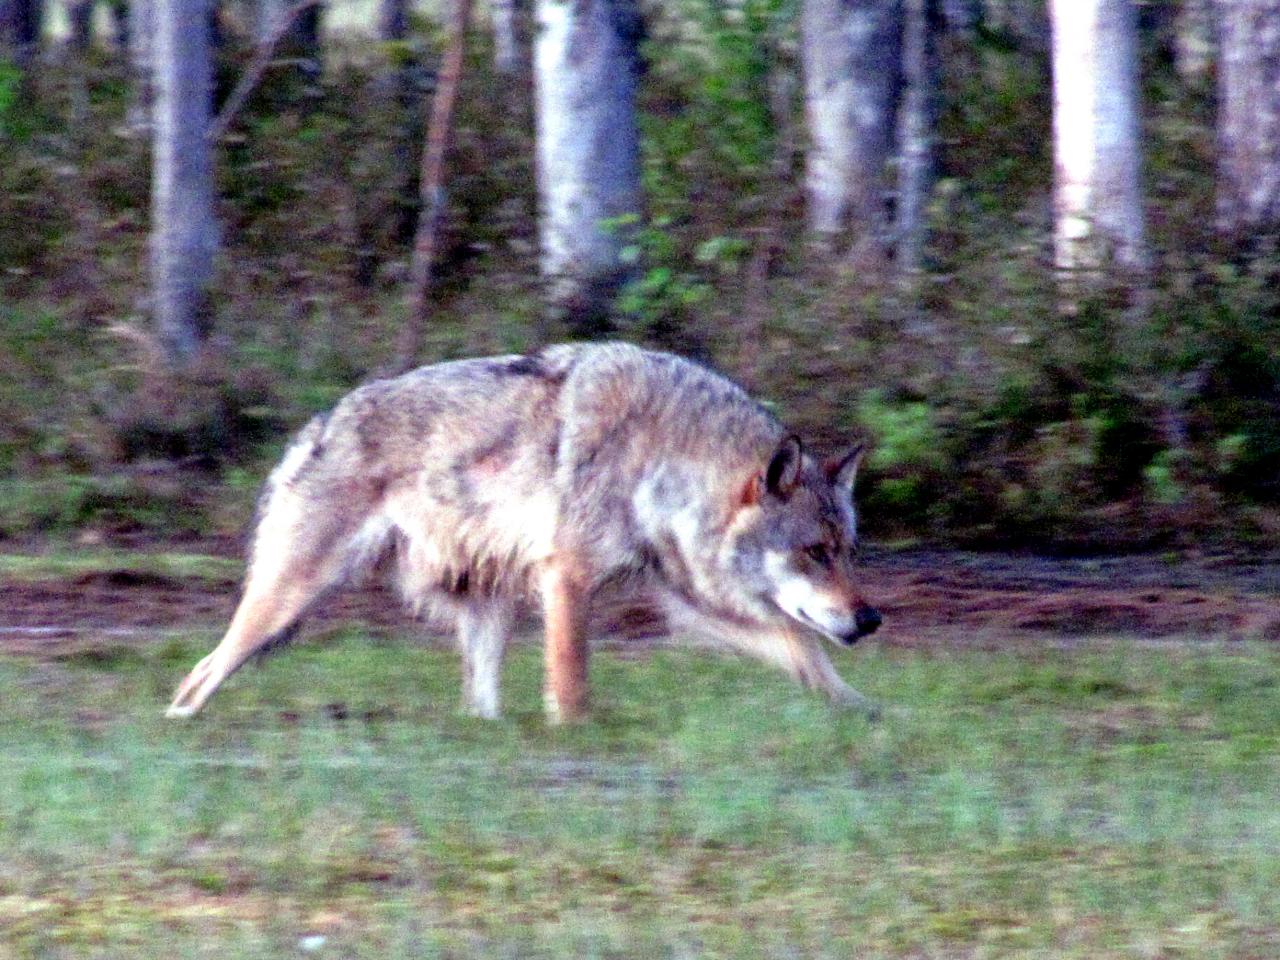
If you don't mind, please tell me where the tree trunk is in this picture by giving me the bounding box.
[258,0,322,81]
[492,0,525,77]
[151,0,217,365]
[107,0,127,51]
[126,0,152,129]
[1049,0,1146,278]
[370,0,417,251]
[942,0,979,33]
[895,0,940,282]
[1216,0,1280,244]
[67,0,94,53]
[801,0,903,269]
[374,0,408,101]
[392,0,472,370]
[1175,0,1213,84]
[66,0,94,128]
[0,0,42,67]
[376,0,406,42]
[982,0,1049,52]
[533,0,643,330]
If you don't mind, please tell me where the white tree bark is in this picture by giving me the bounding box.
[126,0,152,129]
[801,0,902,266]
[492,0,524,77]
[1049,0,1146,276]
[107,0,127,50]
[1216,0,1280,241]
[941,0,978,33]
[533,0,643,324]
[151,0,217,364]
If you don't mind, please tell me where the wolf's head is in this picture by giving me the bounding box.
[729,436,881,645]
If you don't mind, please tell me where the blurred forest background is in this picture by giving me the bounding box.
[1,0,1278,553]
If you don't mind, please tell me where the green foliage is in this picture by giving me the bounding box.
[857,391,945,472]
[641,0,794,217]
[1144,449,1187,506]
[0,548,240,583]
[0,475,200,537]
[0,58,20,137]
[616,215,749,341]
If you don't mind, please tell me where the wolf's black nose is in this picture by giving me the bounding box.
[855,606,882,637]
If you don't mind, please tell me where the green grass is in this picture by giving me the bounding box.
[2,635,1279,958]
[0,549,241,584]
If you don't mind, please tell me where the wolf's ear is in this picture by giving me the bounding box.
[740,436,803,507]
[764,435,803,499]
[824,442,866,497]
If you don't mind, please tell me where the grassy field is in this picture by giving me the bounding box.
[2,631,1279,959]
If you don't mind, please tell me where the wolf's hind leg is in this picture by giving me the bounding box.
[457,598,515,719]
[166,500,386,718]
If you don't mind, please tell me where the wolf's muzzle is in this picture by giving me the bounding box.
[842,605,882,644]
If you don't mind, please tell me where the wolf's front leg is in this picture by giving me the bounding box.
[779,630,880,720]
[540,561,590,723]
[664,597,879,719]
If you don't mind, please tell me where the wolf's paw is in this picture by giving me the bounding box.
[462,701,502,721]
[543,690,590,725]
[829,686,881,721]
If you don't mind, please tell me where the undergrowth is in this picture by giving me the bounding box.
[1,9,1277,549]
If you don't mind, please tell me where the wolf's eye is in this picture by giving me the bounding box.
[804,544,832,567]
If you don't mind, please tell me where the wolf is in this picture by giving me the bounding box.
[166,342,882,722]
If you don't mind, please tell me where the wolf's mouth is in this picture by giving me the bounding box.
[794,608,852,645]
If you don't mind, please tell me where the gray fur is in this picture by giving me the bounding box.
[166,343,882,719]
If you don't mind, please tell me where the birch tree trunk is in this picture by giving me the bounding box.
[151,0,217,365]
[801,0,902,268]
[1049,0,1146,278]
[126,0,152,129]
[895,0,940,282]
[492,0,525,77]
[533,0,643,328]
[67,0,94,52]
[1216,0,1280,243]
[107,0,127,51]
[942,0,978,33]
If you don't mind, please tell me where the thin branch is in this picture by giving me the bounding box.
[392,0,474,373]
[208,0,323,142]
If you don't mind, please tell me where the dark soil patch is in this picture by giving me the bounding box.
[1,548,1278,658]
[869,550,1280,644]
